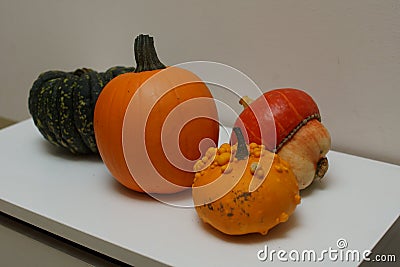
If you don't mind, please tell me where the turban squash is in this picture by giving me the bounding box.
[94,34,219,194]
[192,128,300,235]
[233,88,331,189]
[28,66,134,154]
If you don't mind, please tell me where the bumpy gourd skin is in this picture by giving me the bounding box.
[192,142,301,236]
[28,66,134,154]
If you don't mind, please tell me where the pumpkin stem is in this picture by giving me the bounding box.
[239,96,254,109]
[134,34,166,73]
[233,127,249,160]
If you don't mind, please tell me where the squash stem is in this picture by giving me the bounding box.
[233,127,249,160]
[73,68,92,76]
[238,96,254,109]
[134,34,166,73]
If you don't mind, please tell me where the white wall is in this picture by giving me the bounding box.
[0,0,399,165]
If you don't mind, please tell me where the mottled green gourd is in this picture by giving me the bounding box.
[28,66,135,154]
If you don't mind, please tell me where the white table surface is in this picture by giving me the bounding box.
[1,119,399,266]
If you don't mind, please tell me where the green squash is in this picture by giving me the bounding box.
[28,66,134,154]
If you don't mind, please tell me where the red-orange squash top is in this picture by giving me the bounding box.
[233,88,320,151]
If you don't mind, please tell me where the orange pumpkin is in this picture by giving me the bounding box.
[94,34,219,194]
[192,128,300,235]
